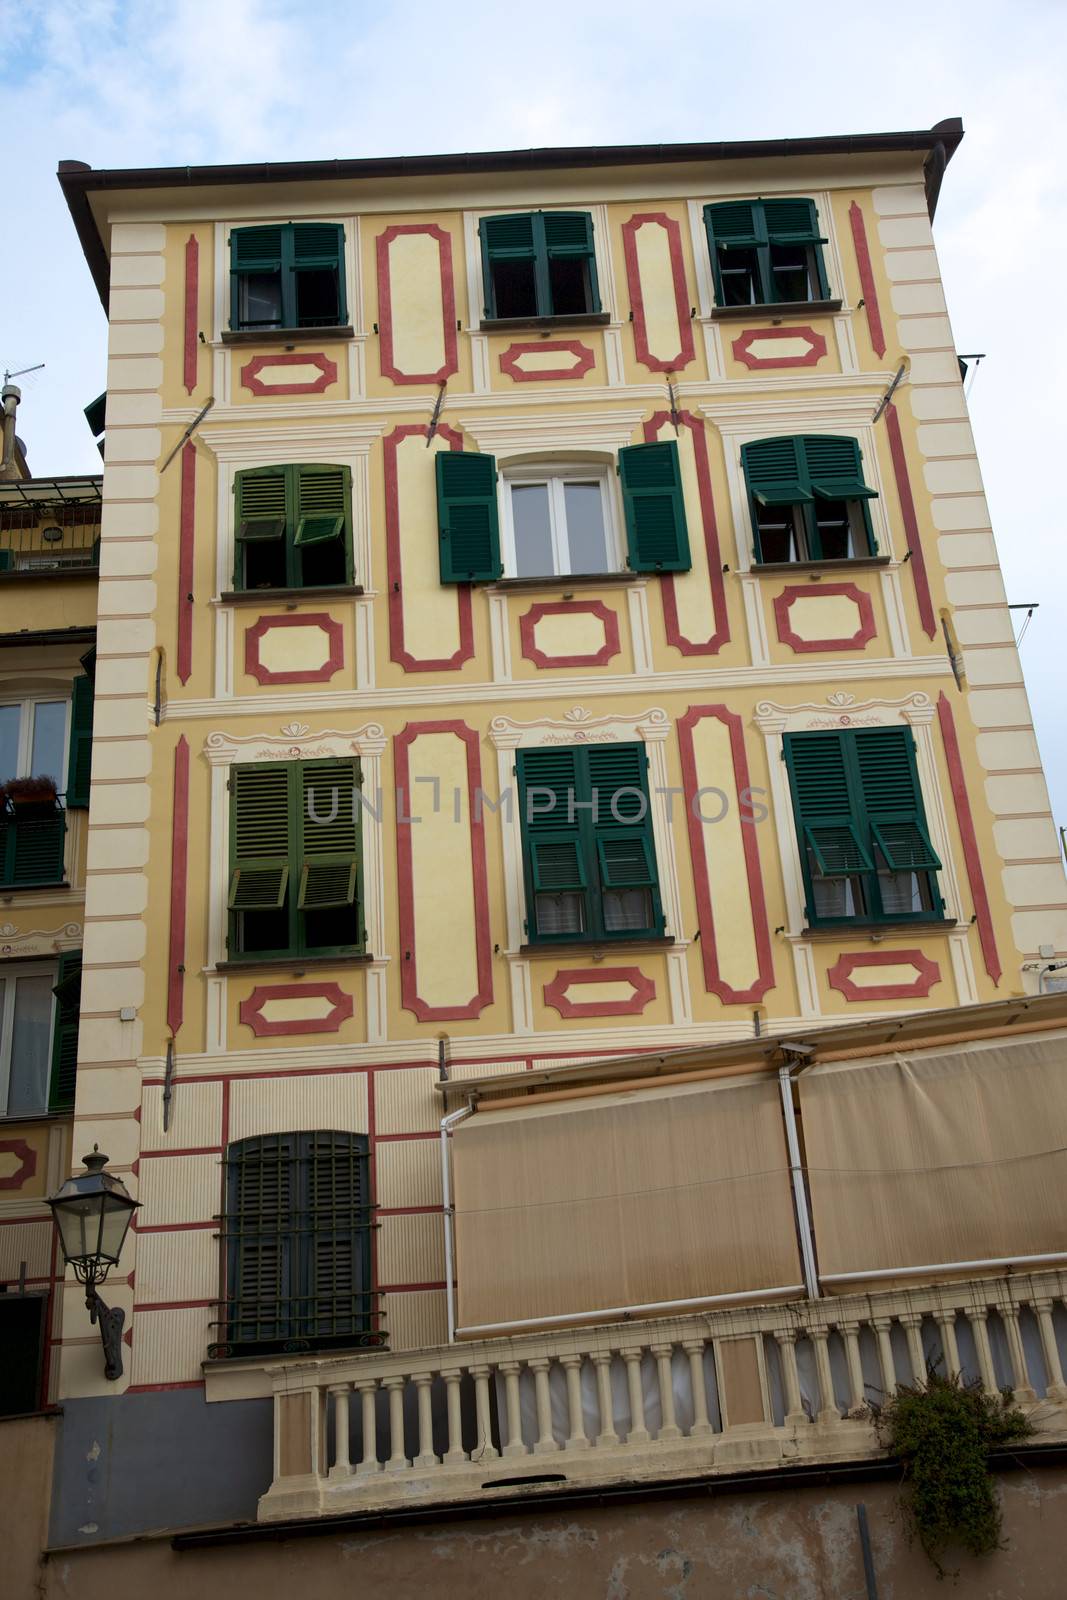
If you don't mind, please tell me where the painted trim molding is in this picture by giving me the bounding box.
[240,352,338,396]
[243,612,345,686]
[731,326,828,370]
[848,203,886,359]
[384,422,474,673]
[499,340,595,382]
[622,212,695,373]
[394,721,493,1021]
[937,691,1002,984]
[376,223,459,386]
[884,401,936,640]
[183,235,199,395]
[177,442,196,685]
[543,966,656,1018]
[678,704,775,1003]
[644,410,729,656]
[519,600,621,669]
[0,1138,37,1190]
[773,582,877,654]
[238,982,354,1038]
[827,948,941,1001]
[167,736,190,1038]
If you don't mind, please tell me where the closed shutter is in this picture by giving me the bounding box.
[618,440,691,572]
[65,671,94,808]
[855,729,941,871]
[231,226,283,272]
[436,450,501,582]
[305,1132,370,1338]
[6,814,65,887]
[228,764,291,910]
[587,745,662,933]
[230,1135,295,1345]
[48,950,82,1113]
[293,464,349,547]
[517,748,584,937]
[784,732,873,880]
[763,198,822,241]
[298,758,361,914]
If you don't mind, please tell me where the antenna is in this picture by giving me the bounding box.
[3,363,45,384]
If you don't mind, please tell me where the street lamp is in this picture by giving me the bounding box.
[48,1147,140,1380]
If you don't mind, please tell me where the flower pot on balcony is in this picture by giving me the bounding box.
[5,775,60,810]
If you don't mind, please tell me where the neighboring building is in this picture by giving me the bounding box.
[14,117,1067,1592]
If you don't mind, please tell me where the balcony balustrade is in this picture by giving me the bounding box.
[258,1269,1067,1522]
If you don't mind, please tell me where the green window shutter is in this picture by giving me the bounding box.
[227,1134,295,1346]
[235,468,287,542]
[704,201,759,303]
[517,747,581,835]
[299,758,361,917]
[305,1132,371,1339]
[854,729,941,870]
[48,951,82,1113]
[436,451,501,583]
[65,671,94,808]
[480,212,536,318]
[228,763,292,911]
[763,198,822,241]
[800,435,877,502]
[230,226,283,330]
[291,223,347,326]
[293,464,350,547]
[742,436,812,506]
[7,814,65,886]
[596,831,657,888]
[618,440,691,573]
[587,744,662,934]
[783,732,869,910]
[803,823,874,877]
[542,210,600,312]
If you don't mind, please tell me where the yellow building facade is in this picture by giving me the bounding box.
[25,119,1067,1584]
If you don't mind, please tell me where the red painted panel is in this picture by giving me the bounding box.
[376,224,459,385]
[183,235,199,395]
[731,325,828,369]
[773,582,877,653]
[827,948,941,1001]
[884,401,937,639]
[384,423,474,672]
[395,721,493,1021]
[177,442,196,684]
[499,340,595,382]
[678,705,775,1003]
[240,352,338,396]
[644,411,729,655]
[622,213,695,373]
[0,1138,36,1190]
[849,202,886,359]
[238,982,354,1038]
[937,692,1002,984]
[519,600,620,668]
[543,967,656,1018]
[166,735,190,1038]
[243,611,344,685]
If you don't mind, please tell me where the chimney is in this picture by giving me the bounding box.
[1,384,21,479]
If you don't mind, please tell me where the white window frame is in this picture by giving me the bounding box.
[0,695,71,784]
[499,461,624,580]
[0,960,57,1118]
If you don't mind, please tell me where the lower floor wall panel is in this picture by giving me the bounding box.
[42,1468,1067,1599]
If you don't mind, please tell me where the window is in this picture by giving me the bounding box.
[436,443,691,584]
[227,758,364,962]
[783,729,942,925]
[0,687,93,887]
[0,1295,47,1416]
[233,464,352,591]
[0,952,81,1118]
[742,435,877,564]
[229,223,347,333]
[480,211,601,321]
[704,198,830,308]
[216,1132,374,1355]
[516,744,663,942]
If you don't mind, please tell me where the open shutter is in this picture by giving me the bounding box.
[742,436,812,505]
[293,464,349,547]
[763,198,823,241]
[65,671,94,808]
[291,223,346,327]
[800,435,877,502]
[517,747,585,938]
[235,468,287,542]
[704,201,759,303]
[436,451,501,582]
[228,763,292,910]
[304,1133,370,1338]
[48,950,82,1113]
[543,210,600,311]
[480,212,536,318]
[230,226,283,330]
[784,731,873,896]
[299,758,361,923]
[587,744,662,933]
[855,729,941,871]
[618,440,691,573]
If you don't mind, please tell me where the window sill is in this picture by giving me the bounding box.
[490,572,636,592]
[520,936,675,957]
[798,919,958,941]
[215,953,373,974]
[480,312,611,333]
[711,299,843,321]
[0,569,99,583]
[751,557,891,575]
[220,326,355,346]
[218,584,364,607]
[0,881,70,894]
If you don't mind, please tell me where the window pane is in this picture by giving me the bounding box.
[31,702,66,785]
[548,256,592,315]
[0,706,20,783]
[813,499,858,561]
[718,247,760,305]
[878,871,933,916]
[239,272,283,328]
[756,504,805,563]
[511,483,554,577]
[490,258,537,318]
[295,268,340,327]
[769,245,815,302]
[563,483,610,573]
[6,975,54,1116]
[535,892,584,935]
[812,876,861,920]
[603,888,652,932]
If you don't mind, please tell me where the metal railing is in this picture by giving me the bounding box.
[0,795,67,887]
[0,522,100,573]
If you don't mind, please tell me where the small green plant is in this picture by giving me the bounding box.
[874,1370,1032,1578]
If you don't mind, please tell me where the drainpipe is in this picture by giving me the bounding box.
[778,1046,820,1300]
[440,1100,474,1342]
[1,385,21,478]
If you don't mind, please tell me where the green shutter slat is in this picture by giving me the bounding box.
[298,860,358,909]
[235,469,288,544]
[436,451,501,583]
[743,437,807,496]
[803,823,874,877]
[65,672,94,808]
[232,764,291,862]
[618,441,691,573]
[481,213,536,256]
[800,436,874,498]
[705,201,759,244]
[542,211,594,252]
[231,226,283,269]
[292,223,344,262]
[517,748,580,834]
[294,464,349,546]
[301,760,358,855]
[228,864,289,910]
[763,198,822,241]
[871,819,941,872]
[853,728,921,813]
[597,831,656,887]
[784,733,851,819]
[586,744,648,826]
[48,950,82,1113]
[6,814,65,885]
[529,835,586,892]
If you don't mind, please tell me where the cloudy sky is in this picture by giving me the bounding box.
[4,0,1065,822]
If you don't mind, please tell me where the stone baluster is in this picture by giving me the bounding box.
[622,1348,650,1445]
[651,1344,681,1440]
[871,1317,898,1400]
[999,1303,1038,1403]
[683,1339,714,1437]
[775,1331,809,1426]
[1033,1299,1067,1403]
[499,1361,526,1457]
[529,1359,560,1455]
[968,1310,998,1396]
[412,1372,439,1469]
[560,1355,591,1450]
[383,1376,409,1472]
[810,1329,841,1424]
[838,1322,865,1412]
[470,1365,500,1461]
[355,1380,381,1475]
[592,1352,620,1447]
[899,1313,926,1385]
[440,1368,468,1464]
[327,1383,352,1479]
